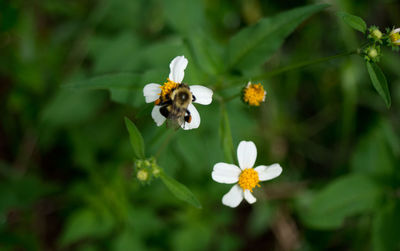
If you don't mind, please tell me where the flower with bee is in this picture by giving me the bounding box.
[143,56,213,130]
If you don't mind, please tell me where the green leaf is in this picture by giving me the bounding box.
[60,208,114,246]
[337,11,367,33]
[163,0,205,34]
[159,171,202,209]
[226,4,328,73]
[63,73,142,90]
[372,201,400,251]
[351,120,394,177]
[366,61,391,108]
[300,175,382,229]
[124,117,145,159]
[219,106,235,163]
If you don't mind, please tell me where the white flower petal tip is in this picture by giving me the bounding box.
[143,83,161,103]
[222,185,243,208]
[255,164,282,181]
[212,163,241,184]
[237,141,257,170]
[151,106,166,126]
[392,28,400,34]
[181,103,200,130]
[169,55,188,83]
[244,190,256,204]
[190,85,213,105]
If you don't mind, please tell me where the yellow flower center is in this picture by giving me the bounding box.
[238,168,260,192]
[159,78,178,99]
[390,32,400,44]
[243,83,266,106]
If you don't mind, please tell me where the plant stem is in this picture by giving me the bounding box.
[250,50,357,82]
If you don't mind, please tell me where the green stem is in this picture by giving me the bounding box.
[250,50,357,82]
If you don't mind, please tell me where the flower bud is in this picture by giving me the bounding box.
[364,46,381,62]
[137,170,149,181]
[134,157,160,185]
[368,26,383,42]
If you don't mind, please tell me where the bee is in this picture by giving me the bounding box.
[158,84,196,129]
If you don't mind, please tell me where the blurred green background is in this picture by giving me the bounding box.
[1,0,400,250]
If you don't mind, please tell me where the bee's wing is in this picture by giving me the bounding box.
[166,114,185,130]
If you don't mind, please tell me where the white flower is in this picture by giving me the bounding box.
[389,28,400,45]
[212,141,282,208]
[143,55,213,130]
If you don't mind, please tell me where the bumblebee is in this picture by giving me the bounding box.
[157,84,196,128]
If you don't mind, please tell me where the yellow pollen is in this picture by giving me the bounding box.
[390,32,400,45]
[243,82,266,106]
[238,168,260,192]
[159,78,178,99]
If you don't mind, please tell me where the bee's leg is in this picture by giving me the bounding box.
[159,99,172,106]
[192,94,196,102]
[184,110,192,123]
[159,105,170,118]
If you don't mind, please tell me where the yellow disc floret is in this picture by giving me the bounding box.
[390,31,400,45]
[160,78,178,99]
[238,168,260,192]
[242,82,266,106]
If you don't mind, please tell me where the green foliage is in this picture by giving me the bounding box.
[226,4,328,74]
[159,171,202,209]
[337,11,367,33]
[372,201,400,251]
[64,73,142,90]
[366,61,391,108]
[124,117,145,159]
[60,208,114,246]
[299,175,382,229]
[1,0,400,250]
[219,106,235,163]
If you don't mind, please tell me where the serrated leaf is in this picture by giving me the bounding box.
[124,117,145,159]
[366,61,391,108]
[219,107,235,163]
[159,171,202,209]
[226,4,328,73]
[300,175,382,229]
[63,73,142,90]
[337,11,367,33]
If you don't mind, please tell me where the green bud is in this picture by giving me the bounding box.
[134,157,161,184]
[369,26,382,40]
[137,170,149,181]
[364,45,381,62]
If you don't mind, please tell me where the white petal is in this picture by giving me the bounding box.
[255,164,283,181]
[237,141,257,170]
[222,184,243,208]
[151,106,166,126]
[395,39,400,45]
[212,163,241,184]
[143,83,161,103]
[181,104,200,130]
[393,28,400,33]
[190,85,213,105]
[168,55,188,83]
[244,190,256,204]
